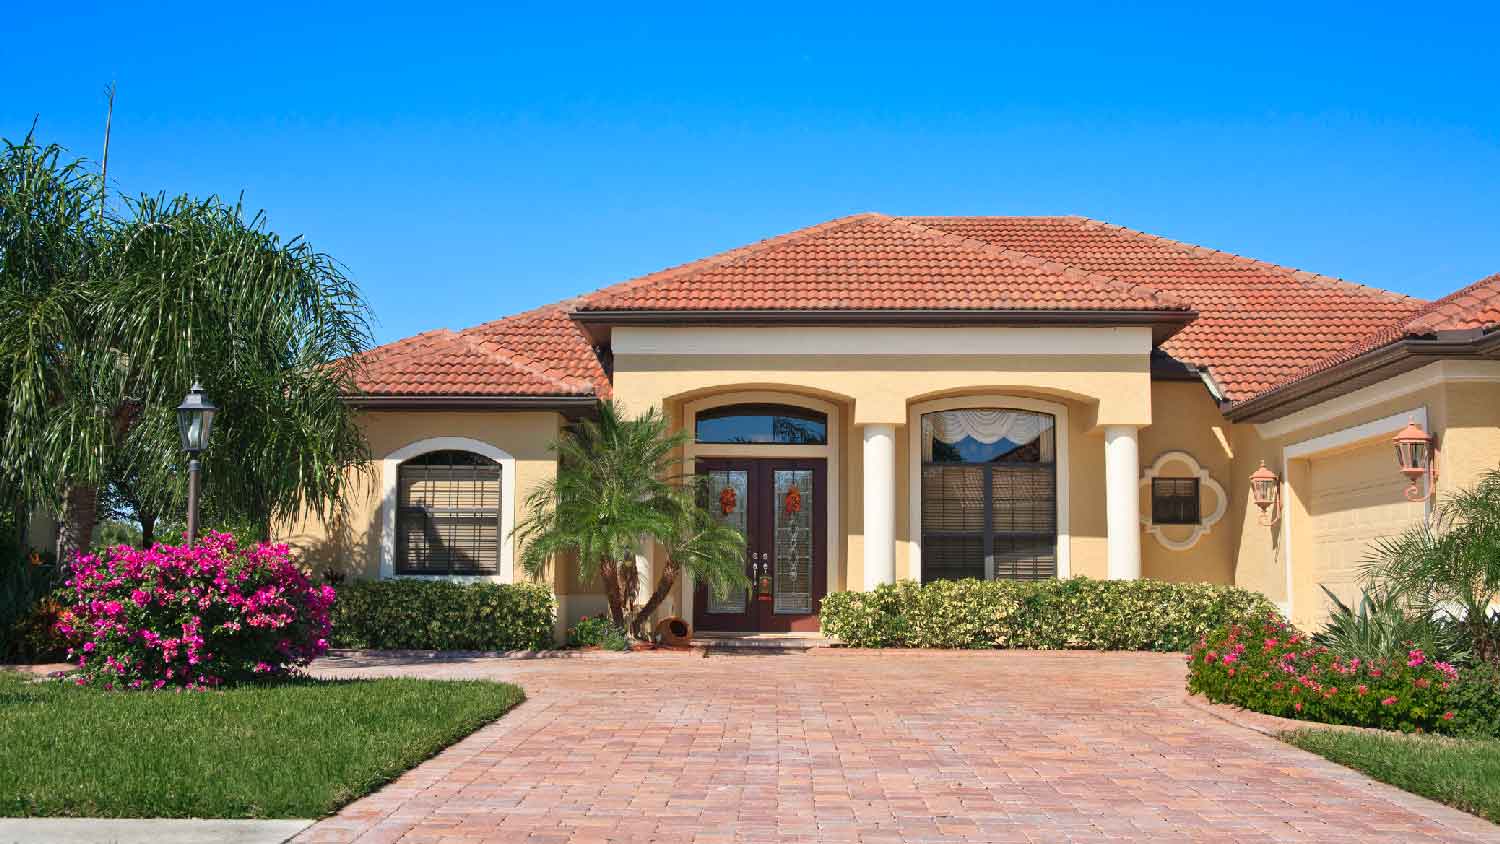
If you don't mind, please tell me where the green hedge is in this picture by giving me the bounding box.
[819,577,1277,651]
[329,580,555,651]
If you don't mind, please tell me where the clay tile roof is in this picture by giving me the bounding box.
[353,213,1436,404]
[899,216,1422,401]
[1247,270,1500,400]
[353,305,603,397]
[576,213,1190,313]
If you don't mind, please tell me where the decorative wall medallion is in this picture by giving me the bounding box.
[719,486,737,516]
[1138,451,1227,551]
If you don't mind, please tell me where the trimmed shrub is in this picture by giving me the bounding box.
[329,579,555,651]
[819,577,1277,651]
[1443,662,1500,738]
[59,533,335,689]
[2,557,66,662]
[1188,613,1468,734]
[565,613,628,651]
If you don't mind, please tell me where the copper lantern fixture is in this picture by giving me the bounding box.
[1393,417,1437,502]
[1249,461,1280,526]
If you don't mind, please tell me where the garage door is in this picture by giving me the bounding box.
[1302,443,1425,629]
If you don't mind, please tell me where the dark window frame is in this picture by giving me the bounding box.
[1150,476,1201,526]
[395,449,502,575]
[919,409,1058,583]
[694,403,829,445]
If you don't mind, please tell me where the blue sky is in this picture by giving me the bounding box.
[5,2,1497,345]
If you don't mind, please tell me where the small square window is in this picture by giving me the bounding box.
[1151,477,1200,525]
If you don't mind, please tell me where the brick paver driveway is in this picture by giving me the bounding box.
[298,649,1500,843]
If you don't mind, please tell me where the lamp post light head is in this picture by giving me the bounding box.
[1393,417,1436,502]
[176,382,218,455]
[1249,460,1280,526]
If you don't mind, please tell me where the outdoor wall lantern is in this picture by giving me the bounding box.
[176,381,219,545]
[1248,460,1280,526]
[1393,416,1437,502]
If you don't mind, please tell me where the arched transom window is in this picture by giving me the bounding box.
[920,408,1057,582]
[396,450,501,575]
[694,403,828,445]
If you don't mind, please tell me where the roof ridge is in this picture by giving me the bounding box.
[1241,269,1500,403]
[888,217,1193,311]
[450,329,596,395]
[1404,270,1500,332]
[1067,215,1421,305]
[575,213,886,310]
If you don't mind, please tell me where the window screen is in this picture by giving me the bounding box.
[396,450,501,574]
[920,409,1057,582]
[1151,477,1200,525]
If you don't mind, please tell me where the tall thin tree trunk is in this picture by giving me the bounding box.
[631,558,680,639]
[138,511,156,548]
[56,484,98,562]
[598,556,626,629]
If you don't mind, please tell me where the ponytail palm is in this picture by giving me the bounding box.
[514,401,747,636]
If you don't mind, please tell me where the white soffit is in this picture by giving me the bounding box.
[611,325,1154,357]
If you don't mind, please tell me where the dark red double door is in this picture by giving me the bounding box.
[693,457,826,633]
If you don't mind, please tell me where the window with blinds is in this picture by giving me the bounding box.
[1151,477,1200,525]
[920,409,1058,582]
[396,450,501,575]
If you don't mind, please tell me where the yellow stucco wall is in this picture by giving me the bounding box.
[1227,362,1500,629]
[277,410,562,585]
[1137,382,1236,584]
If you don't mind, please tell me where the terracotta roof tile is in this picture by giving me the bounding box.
[900,216,1421,400]
[1247,271,1500,401]
[576,214,1188,313]
[354,214,1436,404]
[354,307,602,397]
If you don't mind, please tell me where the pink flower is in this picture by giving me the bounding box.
[1407,649,1426,667]
[1293,702,1303,712]
[1382,696,1398,706]
[1443,711,1456,721]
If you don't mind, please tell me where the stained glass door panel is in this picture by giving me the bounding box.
[772,469,813,614]
[705,469,749,615]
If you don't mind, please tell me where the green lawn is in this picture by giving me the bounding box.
[0,669,523,818]
[1284,729,1500,824]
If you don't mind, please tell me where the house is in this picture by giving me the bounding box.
[279,214,1500,636]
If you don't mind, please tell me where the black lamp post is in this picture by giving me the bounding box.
[176,382,218,545]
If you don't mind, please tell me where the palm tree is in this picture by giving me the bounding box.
[0,132,108,557]
[96,194,373,538]
[1363,467,1500,667]
[2,129,373,553]
[514,401,748,638]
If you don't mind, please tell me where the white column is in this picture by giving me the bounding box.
[1104,425,1142,580]
[862,423,897,590]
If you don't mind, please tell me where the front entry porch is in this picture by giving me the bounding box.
[693,457,827,633]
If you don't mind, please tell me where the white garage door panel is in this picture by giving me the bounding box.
[1306,444,1424,622]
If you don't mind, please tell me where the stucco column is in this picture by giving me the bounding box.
[1104,424,1142,580]
[862,423,897,590]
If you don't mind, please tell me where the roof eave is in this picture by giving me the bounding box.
[572,308,1196,345]
[344,394,601,416]
[1226,328,1500,423]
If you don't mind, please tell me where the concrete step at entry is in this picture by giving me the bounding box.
[689,633,832,653]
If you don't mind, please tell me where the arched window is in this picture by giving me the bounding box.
[919,408,1057,582]
[695,404,828,445]
[396,450,501,575]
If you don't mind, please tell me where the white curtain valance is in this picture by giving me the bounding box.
[922,409,1054,461]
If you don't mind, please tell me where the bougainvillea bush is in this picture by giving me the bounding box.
[1188,613,1465,734]
[58,533,335,690]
